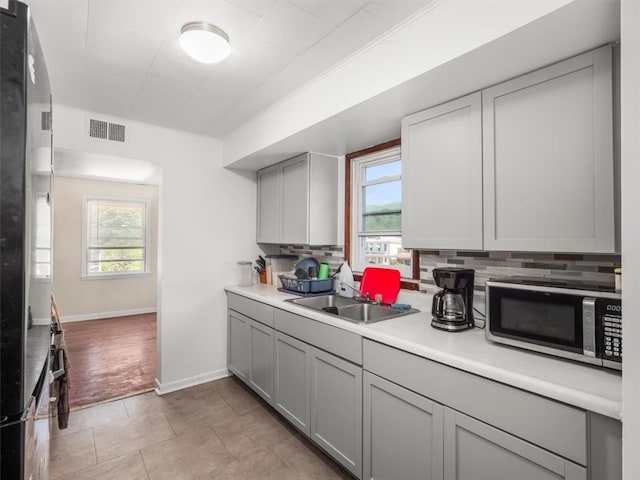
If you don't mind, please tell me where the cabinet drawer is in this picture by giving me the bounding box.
[275,308,362,365]
[445,408,586,480]
[227,292,274,327]
[363,340,587,465]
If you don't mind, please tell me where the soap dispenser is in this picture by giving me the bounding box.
[338,260,355,298]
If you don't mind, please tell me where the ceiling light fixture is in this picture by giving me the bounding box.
[179,22,230,64]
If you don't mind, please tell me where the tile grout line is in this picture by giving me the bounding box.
[91,427,98,467]
[138,449,152,479]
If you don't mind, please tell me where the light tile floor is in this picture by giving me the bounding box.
[50,376,352,480]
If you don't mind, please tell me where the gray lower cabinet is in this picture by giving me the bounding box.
[274,331,311,435]
[310,347,362,478]
[444,408,587,480]
[227,309,275,405]
[248,320,274,404]
[363,339,620,479]
[227,309,250,382]
[363,371,444,480]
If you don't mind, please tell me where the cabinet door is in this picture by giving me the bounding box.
[274,332,311,435]
[281,154,309,244]
[248,319,274,405]
[363,372,444,480]
[483,45,615,253]
[444,408,587,480]
[401,92,483,250]
[257,165,281,243]
[227,310,250,381]
[308,153,339,245]
[310,347,362,478]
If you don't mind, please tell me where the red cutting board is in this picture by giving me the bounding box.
[359,267,401,305]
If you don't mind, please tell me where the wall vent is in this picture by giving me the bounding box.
[108,122,126,142]
[89,118,108,139]
[88,118,126,143]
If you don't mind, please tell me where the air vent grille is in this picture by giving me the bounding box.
[41,111,52,131]
[89,118,108,139]
[108,122,126,142]
[88,118,126,143]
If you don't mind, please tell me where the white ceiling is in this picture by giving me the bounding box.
[27,0,436,139]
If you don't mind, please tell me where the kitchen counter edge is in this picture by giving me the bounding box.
[224,284,622,420]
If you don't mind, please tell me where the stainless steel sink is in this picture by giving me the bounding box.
[286,294,360,310]
[286,294,419,324]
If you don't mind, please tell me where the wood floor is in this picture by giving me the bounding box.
[62,313,157,409]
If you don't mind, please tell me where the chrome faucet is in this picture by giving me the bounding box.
[340,282,371,302]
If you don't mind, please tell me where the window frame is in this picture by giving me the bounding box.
[344,139,419,289]
[81,195,151,279]
[33,192,51,281]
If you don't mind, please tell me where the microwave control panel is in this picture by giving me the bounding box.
[598,299,622,364]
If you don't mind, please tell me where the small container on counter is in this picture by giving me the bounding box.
[265,263,272,285]
[237,261,253,287]
[318,263,330,280]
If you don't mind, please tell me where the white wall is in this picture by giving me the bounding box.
[53,176,158,320]
[53,105,258,393]
[621,1,640,477]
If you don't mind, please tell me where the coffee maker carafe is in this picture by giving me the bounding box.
[431,267,475,331]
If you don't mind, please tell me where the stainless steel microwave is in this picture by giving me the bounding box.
[485,277,622,370]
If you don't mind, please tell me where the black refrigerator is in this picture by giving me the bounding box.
[1,1,54,478]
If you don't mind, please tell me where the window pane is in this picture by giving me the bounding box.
[351,146,411,278]
[35,264,51,277]
[88,260,144,273]
[363,180,401,214]
[89,248,144,262]
[86,198,147,275]
[363,212,401,232]
[365,160,401,182]
[89,227,145,247]
[35,249,50,262]
[363,180,401,233]
[361,236,411,269]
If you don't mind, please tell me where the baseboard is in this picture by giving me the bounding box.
[61,307,157,323]
[155,368,230,395]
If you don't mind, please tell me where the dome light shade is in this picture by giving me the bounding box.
[180,22,230,64]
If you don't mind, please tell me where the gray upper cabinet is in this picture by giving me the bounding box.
[281,156,309,244]
[401,92,483,250]
[444,408,587,480]
[363,371,444,480]
[257,152,339,245]
[256,166,281,244]
[483,45,616,253]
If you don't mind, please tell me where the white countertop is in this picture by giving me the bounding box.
[225,284,622,420]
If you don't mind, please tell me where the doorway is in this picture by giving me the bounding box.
[52,150,161,408]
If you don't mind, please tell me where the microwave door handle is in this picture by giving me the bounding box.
[583,298,597,357]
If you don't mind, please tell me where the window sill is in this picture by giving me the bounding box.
[81,272,152,280]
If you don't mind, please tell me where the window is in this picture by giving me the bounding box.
[33,193,51,279]
[82,196,150,276]
[349,144,413,278]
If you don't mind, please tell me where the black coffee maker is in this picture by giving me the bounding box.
[431,267,475,331]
